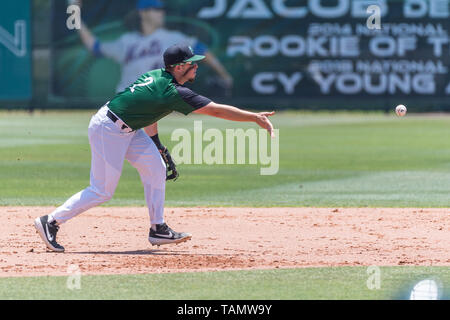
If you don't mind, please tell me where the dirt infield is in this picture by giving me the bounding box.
[1,207,449,277]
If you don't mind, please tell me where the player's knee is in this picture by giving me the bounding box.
[159,157,166,172]
[157,158,167,180]
[149,157,166,176]
[88,186,114,204]
[144,159,166,183]
[94,192,113,205]
[130,156,166,183]
[99,192,113,203]
[148,162,166,183]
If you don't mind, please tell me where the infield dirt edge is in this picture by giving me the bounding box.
[1,206,449,277]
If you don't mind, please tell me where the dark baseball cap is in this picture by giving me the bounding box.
[163,43,205,67]
[137,0,164,10]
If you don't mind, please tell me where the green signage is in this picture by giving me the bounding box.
[0,0,32,100]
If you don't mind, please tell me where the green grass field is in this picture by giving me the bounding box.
[1,110,450,207]
[0,267,449,300]
[1,110,449,300]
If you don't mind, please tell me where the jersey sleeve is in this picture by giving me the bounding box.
[97,35,128,63]
[174,85,212,115]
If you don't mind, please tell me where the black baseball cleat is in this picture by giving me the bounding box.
[148,223,192,246]
[34,215,65,252]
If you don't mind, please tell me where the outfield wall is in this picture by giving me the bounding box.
[1,0,450,111]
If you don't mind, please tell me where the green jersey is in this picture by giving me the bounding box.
[108,69,211,130]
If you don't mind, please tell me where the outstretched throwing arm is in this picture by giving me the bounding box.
[194,102,275,138]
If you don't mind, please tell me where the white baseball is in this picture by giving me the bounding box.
[395,105,407,117]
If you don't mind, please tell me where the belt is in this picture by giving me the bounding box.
[106,110,133,131]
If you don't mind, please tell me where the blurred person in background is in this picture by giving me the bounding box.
[73,0,233,93]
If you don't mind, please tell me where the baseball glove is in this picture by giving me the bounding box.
[160,147,178,181]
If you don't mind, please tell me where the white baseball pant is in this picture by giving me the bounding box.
[48,106,166,225]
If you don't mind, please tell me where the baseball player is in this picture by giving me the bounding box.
[34,43,275,252]
[74,0,233,93]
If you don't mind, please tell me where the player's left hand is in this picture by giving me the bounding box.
[160,147,179,181]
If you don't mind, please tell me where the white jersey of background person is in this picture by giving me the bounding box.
[97,28,198,92]
[74,0,233,93]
